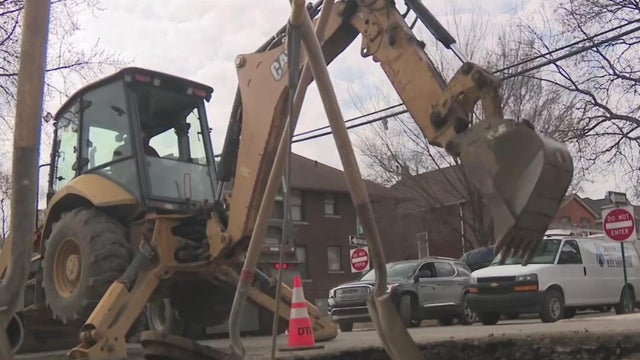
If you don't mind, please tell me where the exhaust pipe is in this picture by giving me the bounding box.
[6,313,24,354]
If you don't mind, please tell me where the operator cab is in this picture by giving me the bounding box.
[47,67,216,212]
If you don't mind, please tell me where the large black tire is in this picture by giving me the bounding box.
[145,298,205,339]
[398,294,416,327]
[615,286,635,315]
[477,312,500,325]
[42,207,130,324]
[540,289,564,323]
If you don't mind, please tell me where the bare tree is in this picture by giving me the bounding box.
[352,4,583,251]
[1,0,124,145]
[519,0,640,199]
[0,169,10,239]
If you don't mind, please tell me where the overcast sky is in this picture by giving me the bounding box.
[53,0,620,201]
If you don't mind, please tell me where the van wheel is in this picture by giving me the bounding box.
[540,289,564,323]
[615,286,635,314]
[477,312,500,325]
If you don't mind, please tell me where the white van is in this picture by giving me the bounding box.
[466,231,640,325]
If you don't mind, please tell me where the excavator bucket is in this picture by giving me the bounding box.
[456,118,573,263]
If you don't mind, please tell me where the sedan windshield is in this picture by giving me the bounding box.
[360,262,418,281]
[491,239,561,265]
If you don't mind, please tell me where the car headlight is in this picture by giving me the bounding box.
[329,288,336,298]
[515,274,538,282]
[386,284,398,293]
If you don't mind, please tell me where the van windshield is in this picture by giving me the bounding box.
[491,239,562,265]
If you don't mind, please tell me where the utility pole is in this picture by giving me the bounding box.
[0,1,50,358]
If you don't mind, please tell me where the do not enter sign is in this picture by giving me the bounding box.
[350,247,370,273]
[603,206,637,242]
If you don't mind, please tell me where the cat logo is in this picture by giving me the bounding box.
[270,50,288,81]
[489,282,499,287]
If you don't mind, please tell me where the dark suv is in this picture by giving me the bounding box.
[327,257,476,332]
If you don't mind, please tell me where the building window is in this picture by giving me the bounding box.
[290,190,303,221]
[327,246,342,272]
[324,193,337,216]
[579,217,590,228]
[560,216,571,226]
[271,190,303,221]
[296,246,309,279]
[265,225,282,245]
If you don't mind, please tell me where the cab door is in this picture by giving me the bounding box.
[557,239,588,305]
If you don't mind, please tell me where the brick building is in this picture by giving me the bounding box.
[263,154,402,303]
[549,194,600,230]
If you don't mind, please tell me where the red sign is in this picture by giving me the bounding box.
[350,247,369,272]
[603,207,636,242]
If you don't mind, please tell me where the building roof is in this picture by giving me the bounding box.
[581,197,611,218]
[560,194,600,218]
[390,164,468,209]
[289,153,397,198]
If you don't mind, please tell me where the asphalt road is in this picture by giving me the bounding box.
[16,311,640,359]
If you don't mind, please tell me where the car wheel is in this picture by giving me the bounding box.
[437,316,454,326]
[398,294,416,327]
[339,322,353,332]
[563,307,576,319]
[477,312,500,325]
[540,289,564,323]
[615,286,635,315]
[458,294,477,325]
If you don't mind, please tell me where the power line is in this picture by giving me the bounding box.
[292,108,409,143]
[292,103,404,138]
[292,20,640,143]
[494,18,640,74]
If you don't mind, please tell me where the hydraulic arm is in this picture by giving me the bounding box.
[217,0,573,265]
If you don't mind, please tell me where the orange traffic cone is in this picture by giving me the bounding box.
[279,275,324,351]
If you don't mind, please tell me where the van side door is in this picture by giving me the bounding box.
[557,239,588,306]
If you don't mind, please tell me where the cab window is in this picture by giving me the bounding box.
[51,102,80,192]
[557,240,582,264]
[79,80,132,171]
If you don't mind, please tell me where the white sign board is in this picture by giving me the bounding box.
[348,235,367,247]
[350,246,370,273]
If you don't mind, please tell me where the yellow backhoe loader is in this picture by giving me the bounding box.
[1,0,574,359]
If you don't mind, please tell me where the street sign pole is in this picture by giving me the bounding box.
[602,200,636,292]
